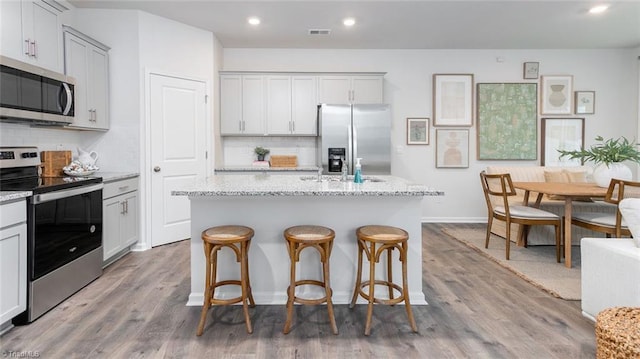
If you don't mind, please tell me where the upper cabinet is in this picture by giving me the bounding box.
[318,75,384,104]
[63,26,110,131]
[0,0,66,72]
[267,75,318,136]
[220,72,382,137]
[220,74,265,135]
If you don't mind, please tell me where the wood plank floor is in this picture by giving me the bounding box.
[0,223,596,358]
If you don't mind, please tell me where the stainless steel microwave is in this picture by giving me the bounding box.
[0,55,75,125]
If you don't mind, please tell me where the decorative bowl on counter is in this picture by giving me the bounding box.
[63,161,99,177]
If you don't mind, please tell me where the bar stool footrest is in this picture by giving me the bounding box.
[358,280,405,305]
[288,279,332,305]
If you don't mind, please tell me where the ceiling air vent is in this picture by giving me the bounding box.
[308,29,331,35]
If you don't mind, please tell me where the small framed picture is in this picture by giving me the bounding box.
[432,74,474,127]
[540,75,573,115]
[407,118,429,145]
[523,62,539,79]
[541,118,585,166]
[436,129,469,168]
[574,91,595,114]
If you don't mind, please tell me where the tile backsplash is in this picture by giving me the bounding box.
[222,137,317,167]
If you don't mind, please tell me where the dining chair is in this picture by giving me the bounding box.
[571,178,640,238]
[480,171,563,261]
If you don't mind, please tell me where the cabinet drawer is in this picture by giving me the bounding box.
[0,200,26,228]
[103,178,139,199]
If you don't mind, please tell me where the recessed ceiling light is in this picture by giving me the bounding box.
[589,5,609,14]
[343,18,356,27]
[248,17,261,25]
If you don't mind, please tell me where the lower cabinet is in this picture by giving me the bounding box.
[103,177,139,266]
[0,200,27,329]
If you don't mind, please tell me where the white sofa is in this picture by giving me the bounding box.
[485,165,616,246]
[581,238,640,321]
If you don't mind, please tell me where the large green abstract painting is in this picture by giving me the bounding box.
[476,83,537,160]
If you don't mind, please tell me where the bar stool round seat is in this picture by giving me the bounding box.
[283,225,338,335]
[196,225,256,336]
[350,225,418,336]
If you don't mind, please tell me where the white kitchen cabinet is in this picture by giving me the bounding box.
[0,200,27,329]
[0,0,65,72]
[220,74,265,135]
[318,75,384,104]
[290,76,318,135]
[266,75,318,136]
[266,75,292,135]
[103,177,139,266]
[63,26,110,130]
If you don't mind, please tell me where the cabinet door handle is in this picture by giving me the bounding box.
[118,185,129,192]
[121,201,126,215]
[24,39,30,55]
[30,40,36,57]
[239,121,242,131]
[292,121,295,132]
[124,200,129,214]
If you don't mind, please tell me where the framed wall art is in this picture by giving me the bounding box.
[407,117,429,145]
[541,118,585,166]
[540,75,573,115]
[574,91,595,114]
[476,83,538,160]
[523,62,539,79]
[432,74,474,126]
[436,129,469,168]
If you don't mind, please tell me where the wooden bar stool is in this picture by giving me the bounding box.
[196,225,256,336]
[350,225,418,336]
[283,225,338,335]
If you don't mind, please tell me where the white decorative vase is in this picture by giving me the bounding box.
[592,162,633,187]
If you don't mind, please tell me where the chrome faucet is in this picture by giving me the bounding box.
[317,167,323,182]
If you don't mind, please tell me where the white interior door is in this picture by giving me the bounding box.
[150,74,207,247]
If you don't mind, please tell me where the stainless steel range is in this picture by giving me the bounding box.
[0,146,103,324]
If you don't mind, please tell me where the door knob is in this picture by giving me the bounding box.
[153,166,161,172]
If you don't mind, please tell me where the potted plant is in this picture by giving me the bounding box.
[558,136,640,187]
[254,146,270,161]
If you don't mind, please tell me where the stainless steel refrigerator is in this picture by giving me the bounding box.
[317,104,391,175]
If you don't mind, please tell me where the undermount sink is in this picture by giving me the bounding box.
[299,175,385,183]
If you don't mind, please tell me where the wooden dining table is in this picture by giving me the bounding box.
[512,182,609,268]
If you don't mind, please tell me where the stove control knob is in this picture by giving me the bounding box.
[29,152,38,158]
[21,152,30,158]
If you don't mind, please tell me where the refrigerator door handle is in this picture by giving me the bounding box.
[351,118,357,175]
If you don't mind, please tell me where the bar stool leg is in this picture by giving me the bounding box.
[350,239,364,308]
[364,241,376,336]
[387,247,394,303]
[197,243,214,336]
[240,241,253,334]
[283,241,297,334]
[401,241,418,332]
[323,241,338,335]
[244,240,256,307]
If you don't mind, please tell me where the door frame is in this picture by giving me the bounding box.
[134,69,212,251]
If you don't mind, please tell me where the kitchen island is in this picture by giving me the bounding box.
[173,174,443,306]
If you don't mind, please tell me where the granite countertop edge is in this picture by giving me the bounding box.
[216,166,320,172]
[93,172,140,183]
[171,174,443,197]
[0,191,32,203]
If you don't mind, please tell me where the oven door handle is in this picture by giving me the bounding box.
[32,183,103,204]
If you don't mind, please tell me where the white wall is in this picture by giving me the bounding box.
[223,48,639,221]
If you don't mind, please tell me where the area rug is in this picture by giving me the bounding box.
[441,227,581,300]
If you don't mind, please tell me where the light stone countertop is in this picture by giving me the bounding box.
[215,166,319,172]
[91,172,139,183]
[172,174,443,197]
[0,191,32,203]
